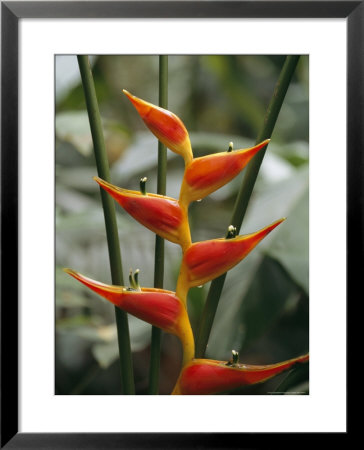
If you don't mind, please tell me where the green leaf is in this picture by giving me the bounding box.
[56,110,130,162]
[56,315,102,329]
[187,286,207,336]
[92,341,119,369]
[56,111,95,157]
[266,184,309,293]
[207,255,298,359]
[203,55,266,133]
[111,131,177,181]
[243,165,309,293]
[270,140,309,167]
[56,185,97,213]
[92,317,152,369]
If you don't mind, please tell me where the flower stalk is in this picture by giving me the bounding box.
[77,55,135,394]
[149,55,168,394]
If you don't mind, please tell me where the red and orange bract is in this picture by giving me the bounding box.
[94,177,191,251]
[172,354,309,395]
[123,90,193,165]
[180,139,270,206]
[64,268,179,330]
[176,218,285,299]
[64,268,195,364]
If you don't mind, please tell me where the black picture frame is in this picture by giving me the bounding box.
[1,1,358,447]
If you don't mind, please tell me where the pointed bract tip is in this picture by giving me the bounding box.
[268,217,286,231]
[63,268,80,280]
[123,89,138,104]
[256,138,270,150]
[123,89,139,105]
[93,176,115,192]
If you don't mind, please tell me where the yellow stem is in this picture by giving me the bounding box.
[171,381,181,395]
[175,270,189,307]
[178,201,192,253]
[183,147,194,167]
[181,325,195,367]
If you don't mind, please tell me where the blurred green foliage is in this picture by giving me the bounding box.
[55,55,309,395]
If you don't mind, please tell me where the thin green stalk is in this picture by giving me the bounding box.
[148,55,168,394]
[77,55,135,394]
[195,56,300,358]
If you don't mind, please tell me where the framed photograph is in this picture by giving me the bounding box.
[2,1,357,447]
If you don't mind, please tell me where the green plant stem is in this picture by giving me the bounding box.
[77,55,135,394]
[148,55,168,394]
[195,55,300,358]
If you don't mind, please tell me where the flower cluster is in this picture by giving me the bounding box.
[65,91,308,394]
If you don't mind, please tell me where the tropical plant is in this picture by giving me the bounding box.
[60,55,309,395]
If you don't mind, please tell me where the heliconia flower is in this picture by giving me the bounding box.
[63,268,195,365]
[179,139,270,206]
[176,218,285,299]
[94,177,191,251]
[172,353,309,395]
[123,90,193,165]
